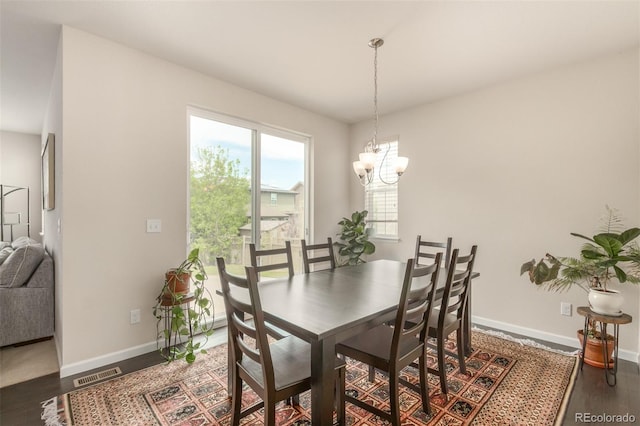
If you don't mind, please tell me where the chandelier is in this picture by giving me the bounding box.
[352,38,409,186]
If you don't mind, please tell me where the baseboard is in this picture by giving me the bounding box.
[472,315,639,364]
[59,317,227,378]
[59,316,636,377]
[59,341,158,378]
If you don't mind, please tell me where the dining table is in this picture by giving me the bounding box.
[228,259,480,425]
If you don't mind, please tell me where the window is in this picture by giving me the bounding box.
[188,107,309,321]
[364,139,400,240]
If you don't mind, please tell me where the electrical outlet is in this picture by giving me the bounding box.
[130,309,141,324]
[146,219,161,233]
[560,302,572,317]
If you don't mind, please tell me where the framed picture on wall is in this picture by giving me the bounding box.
[42,133,55,210]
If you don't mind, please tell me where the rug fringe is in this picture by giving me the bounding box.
[472,326,580,357]
[41,396,65,426]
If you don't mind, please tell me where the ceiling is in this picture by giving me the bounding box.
[1,1,639,135]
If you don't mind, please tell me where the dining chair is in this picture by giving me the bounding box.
[426,245,478,395]
[336,256,442,425]
[218,261,346,426]
[249,241,294,340]
[364,240,448,383]
[301,237,336,273]
[249,241,295,280]
[217,256,297,404]
[415,235,452,267]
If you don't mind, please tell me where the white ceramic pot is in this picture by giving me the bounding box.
[588,288,624,316]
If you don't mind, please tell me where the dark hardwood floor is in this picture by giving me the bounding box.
[1,350,167,426]
[1,327,638,425]
[563,358,640,426]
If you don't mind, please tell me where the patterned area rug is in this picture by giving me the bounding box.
[41,330,578,425]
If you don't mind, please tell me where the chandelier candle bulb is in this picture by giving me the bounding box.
[395,156,409,175]
[352,161,366,178]
[359,152,376,171]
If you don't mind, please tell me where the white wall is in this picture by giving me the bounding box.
[0,130,43,241]
[54,26,349,374]
[350,48,640,357]
[41,30,63,365]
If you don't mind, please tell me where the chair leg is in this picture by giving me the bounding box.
[227,329,233,398]
[264,398,276,426]
[389,372,401,426]
[457,329,467,375]
[437,334,448,394]
[290,394,300,406]
[418,354,431,415]
[368,365,375,382]
[230,367,242,426]
[335,366,346,425]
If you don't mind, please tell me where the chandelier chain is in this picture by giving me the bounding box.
[372,42,379,149]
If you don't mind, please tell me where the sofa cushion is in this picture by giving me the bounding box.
[0,246,14,265]
[0,243,45,287]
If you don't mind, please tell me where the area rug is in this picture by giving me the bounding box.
[41,330,578,425]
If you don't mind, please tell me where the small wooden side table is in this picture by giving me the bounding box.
[576,306,632,386]
[159,293,196,359]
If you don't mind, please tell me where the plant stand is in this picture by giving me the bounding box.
[577,306,632,386]
[159,293,195,359]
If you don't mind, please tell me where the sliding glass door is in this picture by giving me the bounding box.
[188,109,308,321]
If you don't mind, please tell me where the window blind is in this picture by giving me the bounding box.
[364,140,399,239]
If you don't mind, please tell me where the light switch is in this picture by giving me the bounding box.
[146,219,161,233]
[560,302,572,316]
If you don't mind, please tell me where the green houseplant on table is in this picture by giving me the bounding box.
[520,207,640,366]
[335,210,376,266]
[153,248,215,363]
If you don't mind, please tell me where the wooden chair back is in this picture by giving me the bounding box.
[301,237,336,273]
[393,255,442,350]
[249,241,294,280]
[415,235,452,267]
[438,245,478,323]
[217,258,276,396]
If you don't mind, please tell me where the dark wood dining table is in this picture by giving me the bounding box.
[229,259,479,425]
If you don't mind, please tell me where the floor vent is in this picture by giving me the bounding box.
[73,367,122,387]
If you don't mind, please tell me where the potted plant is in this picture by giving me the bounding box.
[335,210,376,266]
[153,248,215,363]
[520,207,640,366]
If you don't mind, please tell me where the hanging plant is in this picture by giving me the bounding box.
[152,248,215,363]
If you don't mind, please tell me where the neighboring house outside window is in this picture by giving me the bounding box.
[364,139,400,240]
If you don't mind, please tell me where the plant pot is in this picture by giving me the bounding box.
[164,269,190,298]
[588,288,624,316]
[577,329,614,368]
